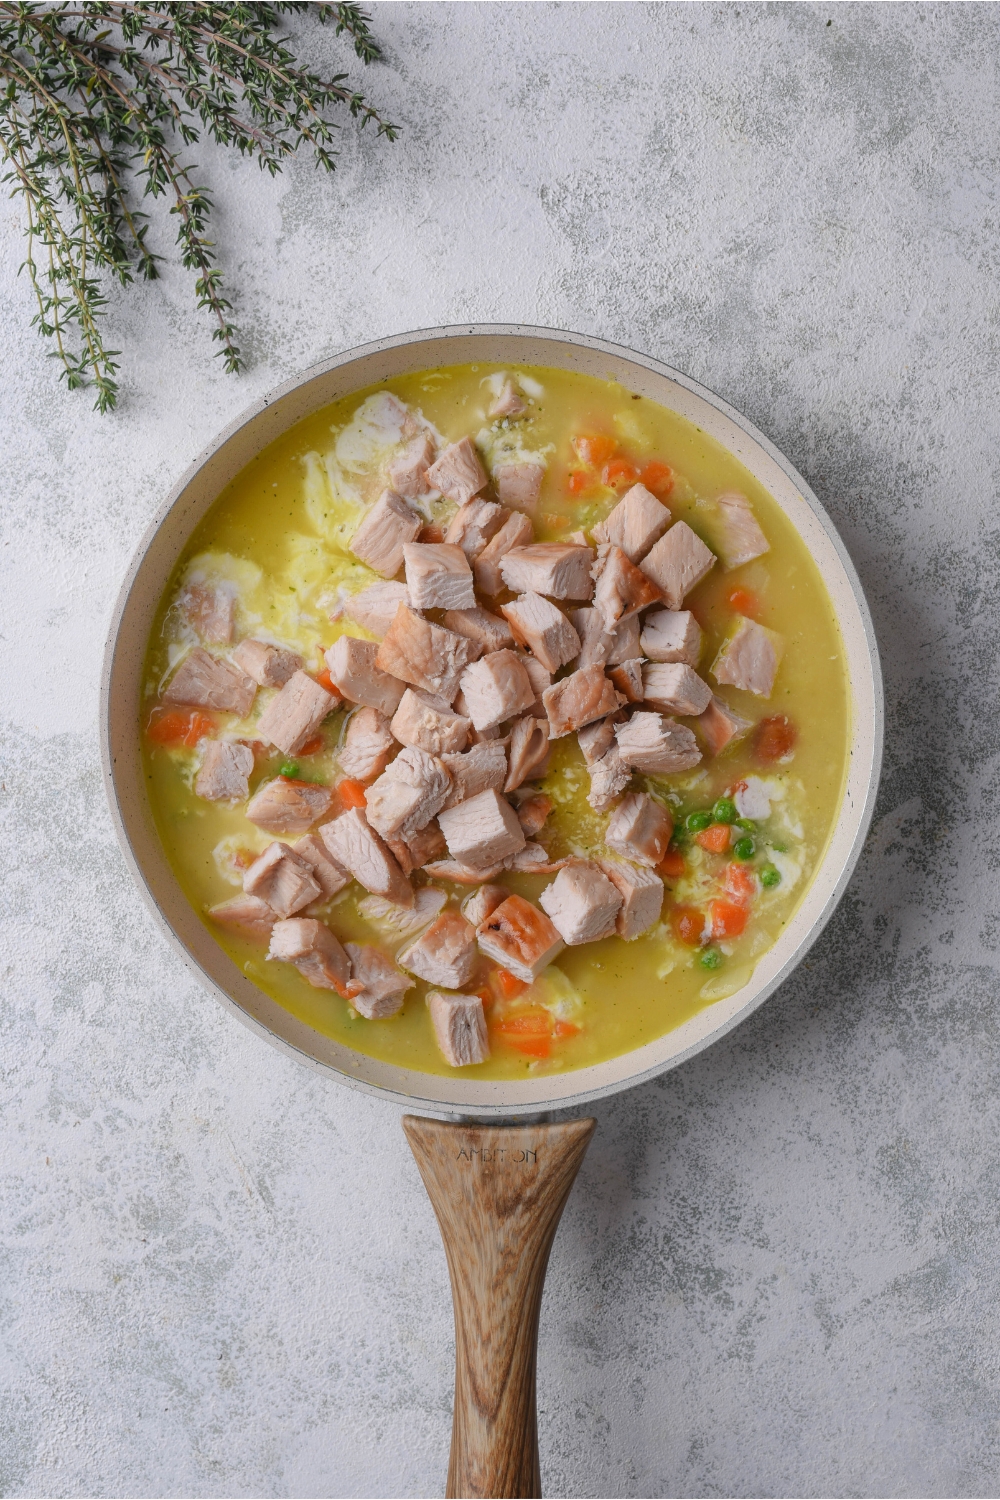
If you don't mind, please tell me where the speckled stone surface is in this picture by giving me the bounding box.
[2,3,998,1496]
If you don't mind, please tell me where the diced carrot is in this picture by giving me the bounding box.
[315,667,336,694]
[695,823,731,853]
[723,862,757,906]
[754,715,797,763]
[543,511,570,530]
[232,848,256,871]
[640,460,674,497]
[494,1006,553,1058]
[711,899,749,940]
[573,433,617,468]
[508,1036,551,1059]
[566,470,591,496]
[494,968,529,1000]
[658,847,686,878]
[728,587,760,616]
[146,707,216,748]
[601,457,640,491]
[337,778,368,809]
[672,907,707,947]
[553,1020,582,1039]
[299,734,324,756]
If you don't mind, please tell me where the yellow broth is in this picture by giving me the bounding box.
[141,363,849,1079]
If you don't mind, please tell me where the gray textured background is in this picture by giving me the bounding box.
[1,3,997,1496]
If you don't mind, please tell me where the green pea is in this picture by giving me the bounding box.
[736,818,756,832]
[713,797,737,824]
[699,948,723,970]
[760,864,781,888]
[771,841,788,853]
[280,761,299,779]
[686,810,713,831]
[733,835,755,860]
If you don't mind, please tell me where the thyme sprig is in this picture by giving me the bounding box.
[0,2,397,411]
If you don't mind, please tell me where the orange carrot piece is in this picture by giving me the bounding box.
[299,734,324,756]
[337,778,368,809]
[315,667,336,694]
[711,899,749,940]
[658,847,686,878]
[640,460,674,497]
[553,1020,581,1039]
[573,433,617,468]
[495,968,529,1001]
[672,907,707,947]
[566,470,590,496]
[602,458,640,490]
[724,862,756,906]
[754,715,797,763]
[695,824,731,854]
[728,587,760,616]
[146,708,216,748]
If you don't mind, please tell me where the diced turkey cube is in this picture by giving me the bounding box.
[607,615,642,664]
[519,654,551,716]
[539,861,622,945]
[400,911,478,989]
[577,713,623,766]
[569,605,613,669]
[344,942,413,1018]
[391,688,469,755]
[424,858,507,883]
[608,659,644,703]
[715,492,770,570]
[195,740,254,801]
[496,461,544,514]
[499,544,595,601]
[596,857,664,940]
[341,581,410,638]
[442,606,514,654]
[506,843,565,874]
[505,715,550,792]
[403,542,476,610]
[427,990,490,1067]
[163,647,256,717]
[615,712,702,776]
[320,807,413,907]
[181,583,237,645]
[349,489,422,577]
[592,543,663,626]
[325,636,406,717]
[365,745,451,842]
[605,793,674,866]
[385,820,448,875]
[459,650,536,732]
[292,832,351,897]
[243,840,322,918]
[388,433,436,500]
[257,670,337,756]
[542,664,620,738]
[514,793,552,837]
[376,605,476,702]
[640,609,702,666]
[208,893,276,939]
[712,617,783,698]
[640,521,716,610]
[592,482,671,561]
[438,788,525,869]
[426,436,488,504]
[587,745,631,812]
[233,638,303,688]
[246,776,335,835]
[501,594,581,673]
[461,883,508,927]
[641,662,712,717]
[339,706,397,783]
[269,918,351,992]
[441,740,508,808]
[489,380,525,419]
[475,893,564,982]
[445,497,508,560]
[474,511,534,596]
[695,695,754,757]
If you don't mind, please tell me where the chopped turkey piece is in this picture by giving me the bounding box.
[339,706,397,783]
[500,594,581,673]
[543,664,620,738]
[696,695,754,756]
[385,819,448,875]
[357,886,447,941]
[499,544,595,601]
[607,615,642,664]
[325,636,406,717]
[270,918,352,992]
[459,650,535,732]
[208,893,276,939]
[539,860,622,945]
[587,746,631,812]
[195,740,254,801]
[496,461,544,514]
[461,884,508,929]
[181,583,237,645]
[519,654,551,715]
[605,793,674,867]
[474,511,534,595]
[391,688,469,755]
[403,542,476,611]
[569,605,614,669]
[505,715,550,792]
[592,543,663,626]
[441,740,508,808]
[615,712,702,775]
[577,713,623,766]
[715,491,770,571]
[292,832,351,897]
[514,793,552,837]
[490,379,525,419]
[642,662,712,717]
[475,893,564,982]
[257,670,338,756]
[640,521,716,610]
[592,482,672,562]
[596,857,664,940]
[233,638,303,688]
[246,776,334,835]
[163,647,256,717]
[506,843,566,873]
[438,787,525,869]
[320,807,413,906]
[608,659,644,703]
[344,942,413,1018]
[349,488,422,578]
[341,581,410,638]
[388,433,436,500]
[424,858,507,883]
[442,605,514,655]
[427,990,490,1067]
[400,911,478,989]
[712,617,783,697]
[640,609,702,666]
[426,436,489,505]
[365,746,451,841]
[445,497,508,560]
[376,605,476,702]
[243,840,321,918]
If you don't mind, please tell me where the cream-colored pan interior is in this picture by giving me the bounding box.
[101,326,883,1116]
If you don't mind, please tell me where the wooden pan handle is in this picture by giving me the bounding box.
[403,1115,596,1500]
